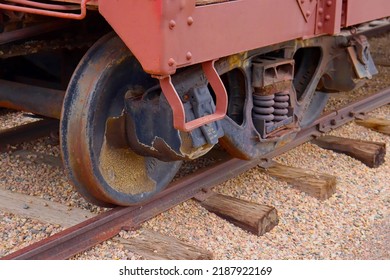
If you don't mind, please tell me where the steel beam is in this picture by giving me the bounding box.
[0,80,64,119]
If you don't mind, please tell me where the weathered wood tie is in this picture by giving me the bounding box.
[312,135,386,168]
[0,119,58,152]
[260,162,337,200]
[195,191,279,236]
[11,150,63,168]
[0,188,212,260]
[114,230,213,260]
[0,188,94,228]
[355,118,390,136]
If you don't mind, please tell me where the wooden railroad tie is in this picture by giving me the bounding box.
[114,230,213,260]
[195,191,279,236]
[0,188,213,260]
[0,119,58,152]
[260,162,337,201]
[11,150,63,168]
[312,135,386,168]
[0,188,94,228]
[355,117,390,136]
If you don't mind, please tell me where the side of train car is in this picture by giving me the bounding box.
[0,0,389,206]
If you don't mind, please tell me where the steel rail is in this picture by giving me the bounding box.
[0,20,74,45]
[2,86,389,260]
[0,80,65,119]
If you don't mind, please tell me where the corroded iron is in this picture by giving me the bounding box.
[0,80,64,119]
[60,33,182,206]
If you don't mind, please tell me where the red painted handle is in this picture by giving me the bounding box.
[0,0,90,20]
[160,60,228,132]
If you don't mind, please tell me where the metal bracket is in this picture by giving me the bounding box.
[347,35,378,79]
[315,0,342,35]
[159,60,228,132]
[0,0,90,20]
[296,0,317,23]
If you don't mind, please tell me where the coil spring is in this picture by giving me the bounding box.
[273,91,289,122]
[252,94,275,125]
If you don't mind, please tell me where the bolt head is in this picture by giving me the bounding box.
[169,20,176,29]
[168,58,176,66]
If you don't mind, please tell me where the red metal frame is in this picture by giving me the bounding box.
[345,0,390,26]
[99,0,343,76]
[98,0,390,76]
[1,0,388,74]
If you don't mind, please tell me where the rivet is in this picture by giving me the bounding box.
[317,22,323,28]
[306,11,311,17]
[168,58,176,66]
[326,0,332,6]
[318,8,324,14]
[187,17,194,26]
[169,20,176,30]
[300,0,305,4]
[186,52,192,60]
[182,94,190,102]
[325,14,331,21]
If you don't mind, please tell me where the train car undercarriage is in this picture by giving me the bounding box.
[0,0,389,206]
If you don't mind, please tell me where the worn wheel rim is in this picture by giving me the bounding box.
[61,33,181,206]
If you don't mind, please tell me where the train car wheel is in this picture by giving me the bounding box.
[61,33,182,207]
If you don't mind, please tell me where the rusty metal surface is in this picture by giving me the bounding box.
[0,119,59,152]
[266,87,390,158]
[60,33,182,207]
[351,18,390,39]
[2,86,389,260]
[0,80,64,119]
[0,31,100,59]
[0,20,74,45]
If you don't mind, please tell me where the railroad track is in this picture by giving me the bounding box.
[0,26,389,261]
[1,85,389,260]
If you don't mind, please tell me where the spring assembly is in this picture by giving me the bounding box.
[252,94,275,126]
[273,91,290,122]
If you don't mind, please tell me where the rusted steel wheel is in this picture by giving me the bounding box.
[61,33,182,206]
